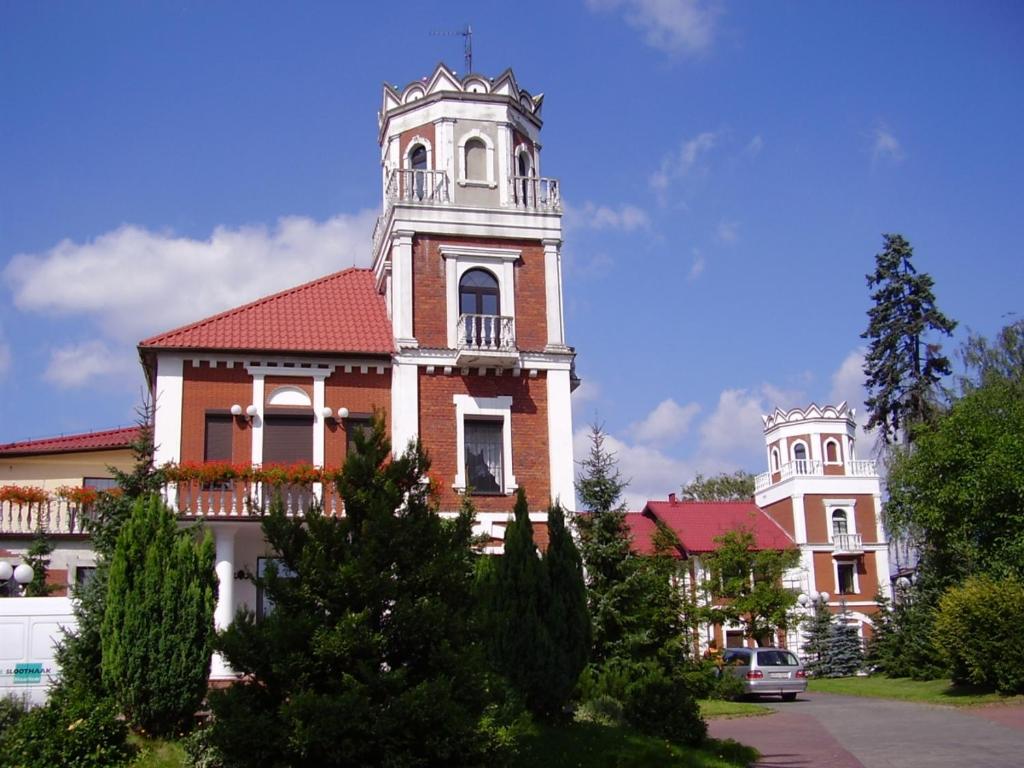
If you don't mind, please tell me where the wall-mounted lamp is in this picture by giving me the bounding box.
[322,407,333,419]
[230,404,243,416]
[337,407,350,420]
[231,404,259,423]
[322,407,349,422]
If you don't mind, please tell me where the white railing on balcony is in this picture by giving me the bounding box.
[0,485,344,536]
[833,533,864,553]
[457,314,516,353]
[1,499,93,536]
[510,175,560,211]
[754,458,878,492]
[385,168,451,204]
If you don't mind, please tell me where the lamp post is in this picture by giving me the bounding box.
[0,559,35,596]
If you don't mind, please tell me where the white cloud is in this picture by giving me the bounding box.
[871,124,905,164]
[650,131,717,191]
[688,249,706,281]
[716,219,739,244]
[744,135,764,157]
[5,210,378,345]
[565,201,651,232]
[574,426,694,511]
[587,0,720,55]
[43,340,137,389]
[571,379,602,426]
[630,398,701,445]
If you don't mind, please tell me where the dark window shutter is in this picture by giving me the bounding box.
[204,414,233,462]
[263,414,314,464]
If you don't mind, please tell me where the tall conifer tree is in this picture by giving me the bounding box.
[862,233,956,445]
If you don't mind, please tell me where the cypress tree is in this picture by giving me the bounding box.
[24,527,58,597]
[101,494,216,735]
[489,487,554,715]
[541,501,590,718]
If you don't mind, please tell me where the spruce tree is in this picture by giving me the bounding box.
[824,602,865,677]
[101,494,216,735]
[800,601,833,677]
[541,501,590,718]
[861,233,957,445]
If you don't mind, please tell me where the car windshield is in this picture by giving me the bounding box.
[756,650,799,667]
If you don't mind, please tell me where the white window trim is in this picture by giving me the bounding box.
[404,136,433,170]
[824,498,858,543]
[514,142,537,177]
[823,437,842,465]
[770,446,781,472]
[266,386,312,407]
[834,560,860,597]
[453,394,516,494]
[457,129,496,187]
[441,244,520,349]
[790,439,809,462]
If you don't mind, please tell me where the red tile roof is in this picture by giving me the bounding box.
[139,268,394,355]
[626,500,795,556]
[0,426,140,457]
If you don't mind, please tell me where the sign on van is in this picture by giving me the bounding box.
[13,662,44,685]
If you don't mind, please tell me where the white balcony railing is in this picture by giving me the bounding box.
[833,532,864,554]
[457,314,516,354]
[510,175,560,211]
[0,484,344,535]
[385,168,451,205]
[754,458,878,492]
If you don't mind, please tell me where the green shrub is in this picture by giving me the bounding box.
[101,494,216,736]
[0,694,28,739]
[574,695,624,727]
[0,693,133,768]
[182,725,226,768]
[933,576,1024,694]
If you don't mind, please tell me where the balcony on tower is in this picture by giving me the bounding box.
[455,313,517,367]
[754,458,877,492]
[832,532,865,555]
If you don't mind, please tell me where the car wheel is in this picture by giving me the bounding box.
[781,692,797,702]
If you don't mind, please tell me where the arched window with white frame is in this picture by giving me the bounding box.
[792,441,809,473]
[457,130,495,187]
[824,438,841,464]
[832,509,849,536]
[770,447,780,473]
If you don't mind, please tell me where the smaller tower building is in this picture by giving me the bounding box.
[755,402,891,643]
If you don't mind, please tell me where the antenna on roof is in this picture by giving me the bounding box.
[431,23,473,73]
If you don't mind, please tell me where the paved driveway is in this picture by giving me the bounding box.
[708,692,1024,768]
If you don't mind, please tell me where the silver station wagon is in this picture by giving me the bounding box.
[722,647,807,701]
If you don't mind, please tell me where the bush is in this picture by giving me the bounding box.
[0,692,133,768]
[0,694,28,739]
[933,576,1024,694]
[182,725,226,768]
[101,494,216,736]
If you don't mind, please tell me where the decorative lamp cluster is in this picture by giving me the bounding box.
[0,559,34,590]
[229,404,349,421]
[797,591,831,607]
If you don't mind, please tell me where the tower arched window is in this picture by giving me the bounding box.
[464,138,487,182]
[516,150,534,205]
[792,442,808,471]
[824,439,839,463]
[770,447,780,473]
[459,269,501,347]
[832,509,849,536]
[409,144,428,200]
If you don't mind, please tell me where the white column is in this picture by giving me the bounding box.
[313,375,326,467]
[210,525,236,679]
[153,355,184,509]
[435,118,455,193]
[543,239,567,350]
[546,369,575,511]
[392,231,415,347]
[250,375,265,465]
[390,360,419,457]
[497,122,511,206]
[792,494,808,543]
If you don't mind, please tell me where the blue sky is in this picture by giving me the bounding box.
[2,1,1022,506]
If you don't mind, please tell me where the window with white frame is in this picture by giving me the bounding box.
[770,447,780,472]
[824,438,841,464]
[457,130,495,187]
[453,394,516,495]
[792,441,809,472]
[441,245,519,350]
[824,499,857,542]
[836,562,857,595]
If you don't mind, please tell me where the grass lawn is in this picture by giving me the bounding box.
[127,733,186,768]
[809,676,1024,708]
[516,721,757,767]
[699,699,772,719]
